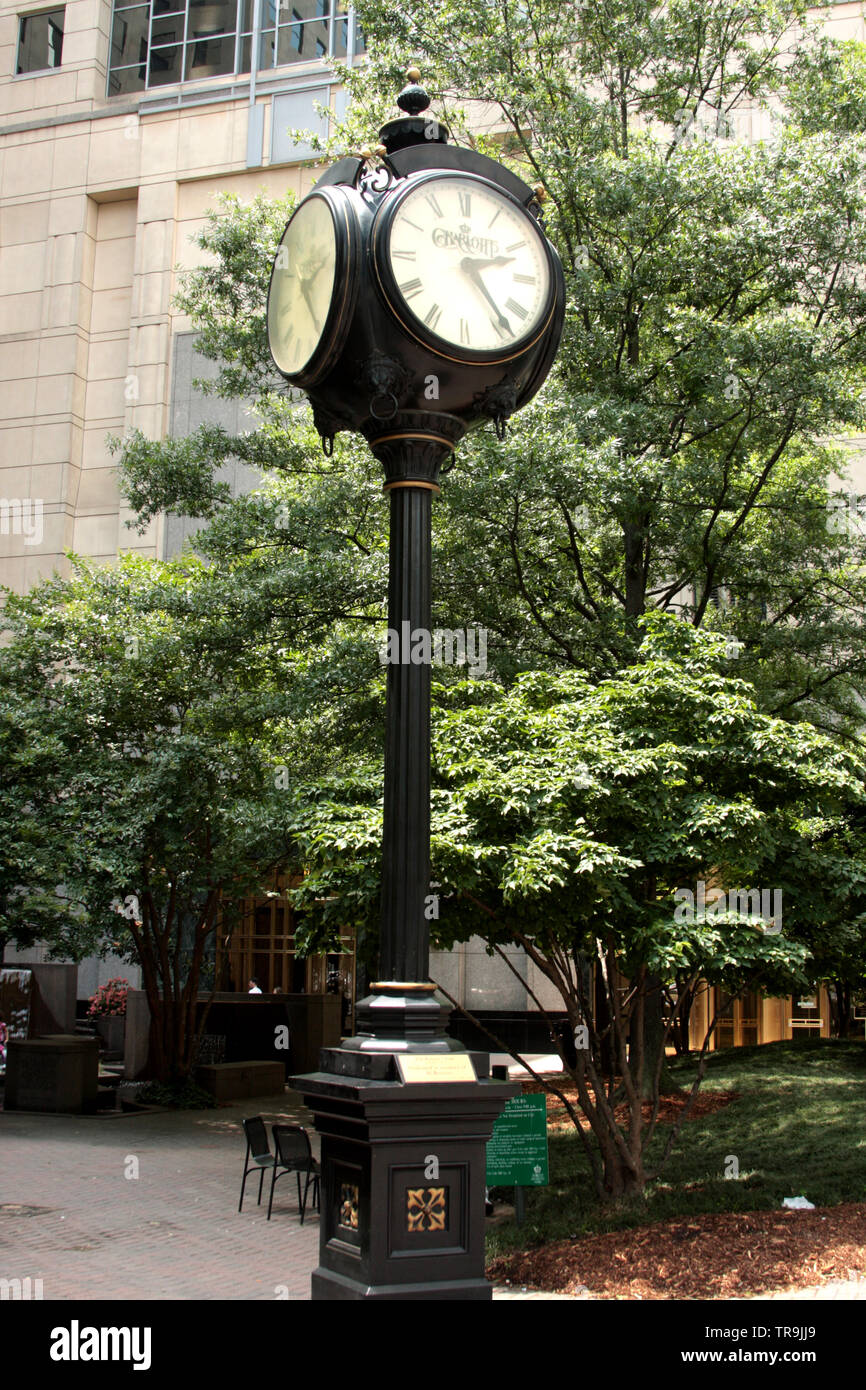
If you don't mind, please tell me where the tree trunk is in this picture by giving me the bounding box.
[636,974,682,1096]
[600,1136,645,1199]
[832,978,854,1038]
[623,521,646,621]
[594,965,615,1080]
[675,973,696,1055]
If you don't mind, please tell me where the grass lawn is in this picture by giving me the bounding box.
[486,1038,866,1258]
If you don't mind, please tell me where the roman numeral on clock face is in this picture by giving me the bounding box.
[460,317,470,344]
[458,189,472,217]
[425,192,444,218]
[513,272,536,284]
[424,303,442,331]
[392,249,416,261]
[399,278,424,300]
[506,297,529,321]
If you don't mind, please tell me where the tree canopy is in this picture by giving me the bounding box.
[0,553,306,1077]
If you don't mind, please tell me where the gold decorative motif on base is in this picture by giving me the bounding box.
[406,1186,447,1232]
[339,1184,359,1230]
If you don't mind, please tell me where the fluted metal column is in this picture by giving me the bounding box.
[379,479,433,982]
[369,419,463,989]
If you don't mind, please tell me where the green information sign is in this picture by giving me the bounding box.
[486,1092,549,1186]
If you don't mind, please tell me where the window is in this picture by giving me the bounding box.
[106,0,363,93]
[714,988,760,1047]
[16,8,65,74]
[290,8,303,53]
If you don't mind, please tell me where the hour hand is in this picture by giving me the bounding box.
[460,257,511,334]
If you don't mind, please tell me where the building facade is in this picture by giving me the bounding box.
[0,0,363,593]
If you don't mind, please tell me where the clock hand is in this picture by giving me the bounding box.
[299,277,322,335]
[460,257,512,334]
[297,255,328,284]
[461,256,515,272]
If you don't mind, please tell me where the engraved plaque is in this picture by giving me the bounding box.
[395,1054,476,1084]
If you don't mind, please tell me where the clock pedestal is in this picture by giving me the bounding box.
[368,416,463,982]
[292,1039,515,1301]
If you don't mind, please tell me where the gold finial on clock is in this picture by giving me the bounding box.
[533,183,549,204]
[406,66,421,83]
[374,144,387,158]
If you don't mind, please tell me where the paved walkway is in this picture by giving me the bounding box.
[748,1280,866,1300]
[1,1089,319,1300]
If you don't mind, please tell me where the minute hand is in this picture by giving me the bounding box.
[460,256,513,334]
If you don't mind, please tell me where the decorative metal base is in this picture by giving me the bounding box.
[291,982,517,1301]
[339,981,463,1054]
[311,1270,496,1302]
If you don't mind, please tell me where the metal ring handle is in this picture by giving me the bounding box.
[369,391,399,422]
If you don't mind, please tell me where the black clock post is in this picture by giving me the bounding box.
[267,69,565,1300]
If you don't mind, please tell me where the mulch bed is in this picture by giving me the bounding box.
[488,1203,866,1299]
[523,1078,738,1130]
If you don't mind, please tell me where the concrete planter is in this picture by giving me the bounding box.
[94,1016,125,1054]
[5,1036,99,1113]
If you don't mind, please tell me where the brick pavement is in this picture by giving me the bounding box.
[0,1089,319,1301]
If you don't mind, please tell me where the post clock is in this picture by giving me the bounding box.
[265,68,565,1301]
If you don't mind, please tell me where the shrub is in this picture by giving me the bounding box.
[87,978,129,1018]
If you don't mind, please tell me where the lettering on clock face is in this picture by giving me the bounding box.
[386,177,551,352]
[267,196,337,376]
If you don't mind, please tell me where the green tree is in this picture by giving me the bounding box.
[117,28,866,734]
[314,0,866,730]
[0,552,330,1080]
[0,675,101,967]
[284,618,866,1198]
[787,810,866,1036]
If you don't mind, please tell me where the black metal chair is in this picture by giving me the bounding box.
[268,1123,321,1223]
[238,1116,275,1213]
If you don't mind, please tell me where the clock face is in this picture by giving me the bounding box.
[267,195,338,378]
[379,175,553,357]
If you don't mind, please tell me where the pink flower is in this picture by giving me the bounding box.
[88,978,130,1017]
